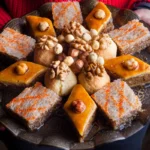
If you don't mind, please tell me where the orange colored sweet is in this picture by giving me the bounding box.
[104,55,150,80]
[0,61,47,86]
[26,15,56,38]
[85,2,111,32]
[64,84,97,136]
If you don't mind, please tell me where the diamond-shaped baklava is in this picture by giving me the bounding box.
[104,55,150,87]
[64,84,97,142]
[0,61,47,87]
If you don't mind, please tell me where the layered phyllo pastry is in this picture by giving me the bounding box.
[26,15,56,38]
[104,55,150,87]
[0,61,47,87]
[52,2,83,29]
[109,20,150,55]
[34,35,63,67]
[85,2,114,33]
[78,52,110,94]
[64,84,97,142]
[92,80,142,130]
[0,28,35,62]
[6,82,62,130]
[44,60,77,96]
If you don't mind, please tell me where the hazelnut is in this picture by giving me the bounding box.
[15,62,28,75]
[58,35,65,43]
[94,9,106,19]
[97,56,104,66]
[54,44,63,54]
[88,52,98,63]
[90,29,98,37]
[79,52,89,62]
[82,33,92,42]
[123,58,139,70]
[38,21,49,32]
[71,99,86,113]
[64,56,74,66]
[65,34,75,43]
[68,49,79,58]
[46,40,55,49]
[91,40,100,50]
[75,59,84,69]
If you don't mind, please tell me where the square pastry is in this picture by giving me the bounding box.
[109,20,150,55]
[92,80,142,130]
[6,82,62,130]
[26,16,56,38]
[0,61,47,87]
[52,2,83,29]
[85,2,113,33]
[104,55,150,87]
[0,28,35,61]
[64,84,97,142]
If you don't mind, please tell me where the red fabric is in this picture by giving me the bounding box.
[0,0,150,31]
[0,7,11,30]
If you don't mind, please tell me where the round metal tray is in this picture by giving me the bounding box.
[0,0,150,149]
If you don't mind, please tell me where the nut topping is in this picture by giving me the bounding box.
[71,99,86,113]
[58,34,65,43]
[97,56,104,66]
[123,58,139,70]
[68,49,80,58]
[82,33,92,42]
[94,9,106,19]
[88,52,98,63]
[64,56,74,66]
[65,34,75,43]
[38,21,49,32]
[54,44,63,54]
[91,40,100,50]
[15,63,28,75]
[90,29,98,37]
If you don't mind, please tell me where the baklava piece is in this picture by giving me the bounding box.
[6,82,62,130]
[85,2,114,33]
[0,61,47,87]
[64,84,97,142]
[26,15,56,38]
[0,28,35,62]
[104,55,150,87]
[109,19,150,55]
[92,80,142,130]
[52,2,83,29]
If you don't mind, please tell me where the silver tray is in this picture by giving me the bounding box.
[0,0,150,149]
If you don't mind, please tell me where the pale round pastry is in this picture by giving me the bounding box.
[95,35,117,60]
[44,68,77,96]
[78,70,110,94]
[34,48,55,67]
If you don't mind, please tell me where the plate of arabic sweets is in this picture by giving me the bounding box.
[0,0,150,149]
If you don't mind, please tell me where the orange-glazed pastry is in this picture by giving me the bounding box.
[52,2,83,29]
[104,55,150,87]
[85,2,113,33]
[63,84,97,142]
[6,82,62,130]
[26,15,56,38]
[0,61,47,87]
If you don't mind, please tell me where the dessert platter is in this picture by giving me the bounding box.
[0,0,150,149]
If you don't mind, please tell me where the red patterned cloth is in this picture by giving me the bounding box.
[0,0,150,31]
